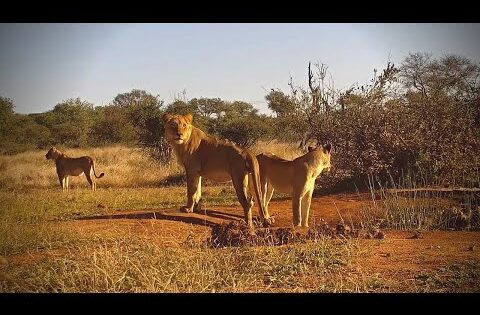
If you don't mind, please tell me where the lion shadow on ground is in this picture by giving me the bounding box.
[76,208,245,228]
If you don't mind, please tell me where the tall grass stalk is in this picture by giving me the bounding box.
[362,172,479,231]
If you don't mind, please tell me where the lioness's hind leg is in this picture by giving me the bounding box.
[249,172,274,226]
[243,175,254,208]
[264,183,274,218]
[91,168,97,191]
[247,174,256,208]
[85,171,95,191]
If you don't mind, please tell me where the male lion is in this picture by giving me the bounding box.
[162,113,274,230]
[45,147,105,191]
[250,144,332,227]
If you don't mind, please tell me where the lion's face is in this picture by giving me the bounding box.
[162,113,193,145]
[45,147,62,160]
[308,143,332,171]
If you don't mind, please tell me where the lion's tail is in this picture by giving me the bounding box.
[245,151,271,226]
[91,160,105,179]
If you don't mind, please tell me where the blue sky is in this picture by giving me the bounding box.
[1,23,479,114]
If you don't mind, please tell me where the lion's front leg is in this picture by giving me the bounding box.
[57,171,66,191]
[193,176,202,211]
[300,188,313,227]
[292,176,308,227]
[181,172,201,213]
[292,195,302,227]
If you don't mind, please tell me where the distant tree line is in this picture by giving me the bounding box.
[0,90,273,157]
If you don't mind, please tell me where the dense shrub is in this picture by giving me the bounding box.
[265,54,480,187]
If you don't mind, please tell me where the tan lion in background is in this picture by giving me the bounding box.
[45,147,104,191]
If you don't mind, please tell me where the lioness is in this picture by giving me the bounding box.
[162,113,274,230]
[45,147,104,191]
[250,144,332,227]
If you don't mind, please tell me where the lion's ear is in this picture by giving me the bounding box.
[162,113,173,123]
[323,143,332,153]
[184,113,193,123]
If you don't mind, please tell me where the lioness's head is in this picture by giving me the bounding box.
[162,113,193,145]
[45,147,62,160]
[308,143,332,171]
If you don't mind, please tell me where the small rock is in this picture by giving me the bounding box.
[372,229,385,239]
[0,256,7,267]
[468,245,476,252]
[97,204,106,209]
[351,229,360,238]
[409,230,423,239]
[344,225,351,234]
[336,223,351,236]
[374,231,385,239]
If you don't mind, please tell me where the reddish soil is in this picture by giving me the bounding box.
[61,192,480,268]
[62,192,375,241]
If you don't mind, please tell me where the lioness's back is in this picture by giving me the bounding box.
[257,153,295,193]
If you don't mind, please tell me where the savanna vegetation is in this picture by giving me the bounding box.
[1,53,478,189]
[1,52,479,292]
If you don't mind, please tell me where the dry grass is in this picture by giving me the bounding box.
[1,181,479,292]
[0,178,369,292]
[412,261,480,292]
[0,185,242,255]
[360,174,480,231]
[0,232,364,292]
[0,148,370,293]
[4,221,478,292]
[5,143,479,292]
[0,145,183,190]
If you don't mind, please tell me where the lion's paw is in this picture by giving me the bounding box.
[180,206,194,213]
[263,216,275,227]
[193,201,202,212]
